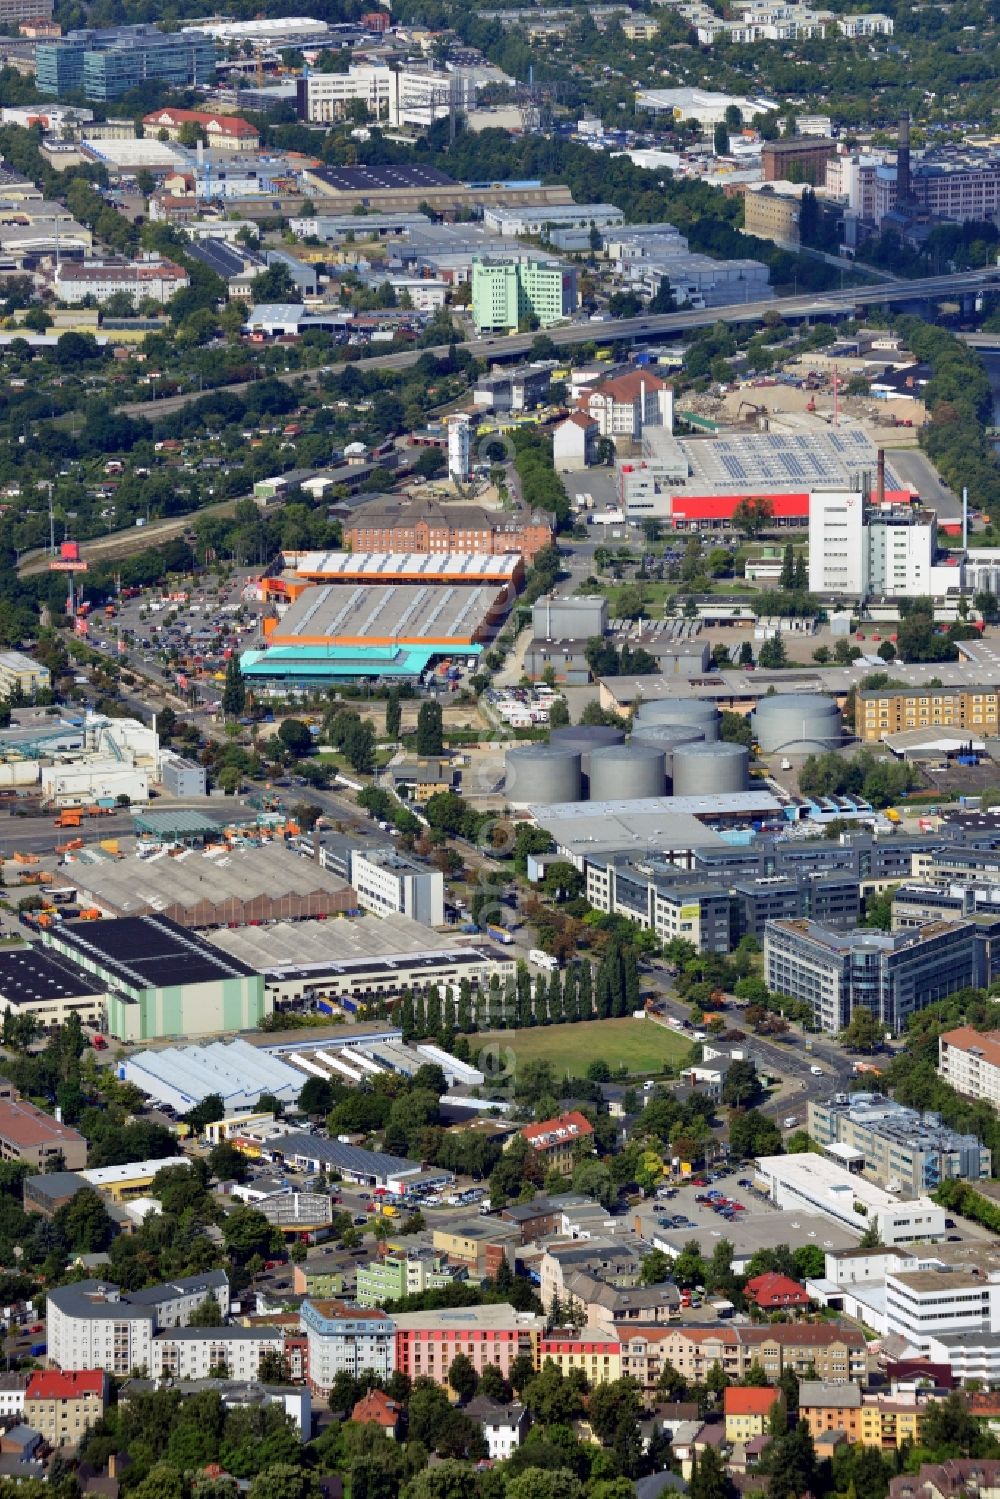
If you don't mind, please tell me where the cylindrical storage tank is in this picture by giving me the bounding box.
[633,698,720,741]
[505,744,582,807]
[671,741,749,797]
[630,723,705,780]
[550,724,625,775]
[751,693,842,755]
[587,743,666,802]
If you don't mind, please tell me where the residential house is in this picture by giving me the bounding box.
[519,1112,594,1174]
[465,1397,530,1459]
[800,1381,933,1450]
[23,1371,107,1448]
[350,1389,402,1439]
[724,1386,782,1444]
[744,1272,811,1312]
[889,1461,1000,1499]
[563,1273,680,1335]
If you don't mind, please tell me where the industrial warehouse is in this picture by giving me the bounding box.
[262,551,524,601]
[207,912,516,1008]
[263,581,507,649]
[509,694,846,858]
[59,844,357,927]
[241,544,522,688]
[38,915,266,1042]
[122,1026,484,1112]
[617,427,908,526]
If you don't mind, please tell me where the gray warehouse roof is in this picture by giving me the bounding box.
[208,912,468,968]
[271,582,502,644]
[267,1134,423,1180]
[68,844,352,918]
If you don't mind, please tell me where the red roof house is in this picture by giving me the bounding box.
[744,1271,810,1311]
[520,1112,594,1169]
[351,1389,402,1438]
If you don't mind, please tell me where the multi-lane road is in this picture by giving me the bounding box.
[117,268,1000,422]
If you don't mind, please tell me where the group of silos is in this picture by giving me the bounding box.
[505,690,842,808]
[505,699,747,806]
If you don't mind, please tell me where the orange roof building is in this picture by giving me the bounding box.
[938,1026,1000,1107]
[25,1370,107,1447]
[520,1112,594,1173]
[724,1385,783,1442]
[745,1272,811,1311]
[351,1388,402,1436]
[142,108,260,151]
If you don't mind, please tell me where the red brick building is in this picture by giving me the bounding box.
[344,498,553,563]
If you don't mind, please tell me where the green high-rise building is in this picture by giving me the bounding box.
[471,257,576,333]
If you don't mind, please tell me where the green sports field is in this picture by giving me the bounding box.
[471,1018,691,1079]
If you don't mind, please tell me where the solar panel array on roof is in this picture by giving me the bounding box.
[54,915,258,990]
[0,947,101,1005]
[679,429,895,492]
[186,239,261,280]
[311,164,457,191]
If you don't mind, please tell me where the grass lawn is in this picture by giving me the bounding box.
[471,1018,691,1079]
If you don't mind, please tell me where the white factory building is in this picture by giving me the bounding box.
[754,1153,946,1246]
[297,65,477,128]
[1,711,158,807]
[808,490,961,600]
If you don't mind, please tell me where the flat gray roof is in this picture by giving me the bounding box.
[271,582,501,645]
[69,844,351,917]
[601,651,1000,706]
[208,913,479,969]
[658,1211,858,1262]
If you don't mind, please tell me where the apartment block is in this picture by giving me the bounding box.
[807,1093,990,1195]
[24,1371,107,1448]
[355,1251,463,1307]
[393,1304,542,1383]
[764,918,980,1033]
[471,258,577,332]
[938,1027,1000,1107]
[519,1111,594,1174]
[0,1097,87,1171]
[300,1300,394,1395]
[151,1327,284,1381]
[624,1325,867,1386]
[53,257,190,307]
[858,686,1000,743]
[47,1273,230,1375]
[538,1331,621,1384]
[799,1382,930,1449]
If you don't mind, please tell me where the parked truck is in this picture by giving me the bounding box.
[528,948,559,972]
[485,923,514,945]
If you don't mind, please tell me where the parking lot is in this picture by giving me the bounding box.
[633,1165,788,1247]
